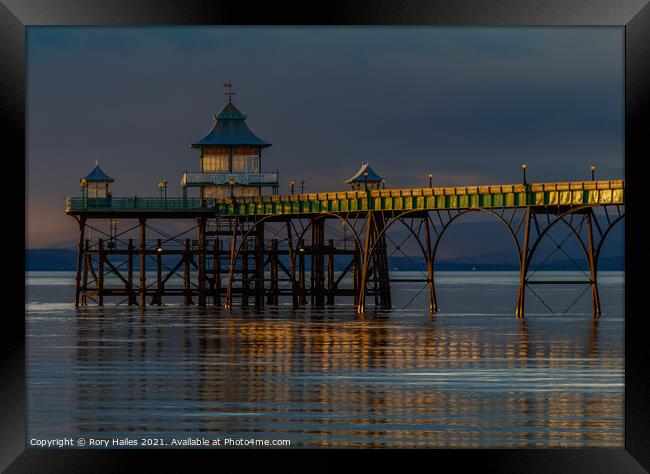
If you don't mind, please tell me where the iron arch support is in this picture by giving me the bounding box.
[517,205,604,319]
[367,207,524,266]
[357,207,526,314]
[288,213,363,285]
[428,208,524,314]
[428,210,475,268]
[356,209,434,313]
[479,208,523,258]
[557,214,591,265]
[292,212,363,252]
[594,213,625,266]
[394,216,430,260]
[524,205,593,269]
[364,209,448,258]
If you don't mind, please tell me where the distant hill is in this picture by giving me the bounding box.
[26,248,77,271]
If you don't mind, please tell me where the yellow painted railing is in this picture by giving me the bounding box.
[66,180,624,216]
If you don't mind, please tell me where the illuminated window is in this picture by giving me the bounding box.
[202,155,229,172]
[246,156,259,173]
[231,155,259,173]
[201,146,229,172]
[202,186,232,198]
[231,155,245,172]
[232,186,260,197]
[87,183,107,198]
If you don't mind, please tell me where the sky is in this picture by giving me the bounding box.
[26,27,624,248]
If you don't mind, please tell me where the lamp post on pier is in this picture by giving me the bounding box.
[228,177,236,198]
[111,219,119,248]
[590,165,596,181]
[521,164,528,186]
[158,179,168,207]
[80,178,88,207]
[300,178,305,194]
[290,180,295,195]
[363,171,369,192]
[428,173,433,188]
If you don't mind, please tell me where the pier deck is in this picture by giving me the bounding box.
[66,179,624,317]
[67,180,624,218]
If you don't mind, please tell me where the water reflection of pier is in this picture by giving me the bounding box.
[72,310,622,447]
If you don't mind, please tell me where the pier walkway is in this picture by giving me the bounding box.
[66,179,624,317]
[67,180,624,217]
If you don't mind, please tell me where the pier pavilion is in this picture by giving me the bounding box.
[346,162,385,190]
[80,162,114,201]
[182,82,278,199]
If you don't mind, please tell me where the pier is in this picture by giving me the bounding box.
[66,179,624,317]
[65,84,624,318]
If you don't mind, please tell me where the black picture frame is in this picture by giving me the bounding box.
[3,0,648,471]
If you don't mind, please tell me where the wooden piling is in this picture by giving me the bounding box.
[213,239,220,306]
[98,238,104,306]
[156,238,162,306]
[353,238,361,308]
[139,218,146,308]
[311,219,325,307]
[287,220,298,309]
[74,217,86,307]
[225,218,239,310]
[183,239,191,306]
[198,217,206,306]
[327,238,335,306]
[242,240,249,308]
[268,239,279,305]
[82,239,90,306]
[298,238,306,306]
[254,222,265,309]
[127,239,135,305]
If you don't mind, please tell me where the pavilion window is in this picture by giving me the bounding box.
[231,155,260,173]
[202,155,229,172]
[202,186,232,199]
[241,186,260,197]
[87,183,108,198]
[231,155,245,173]
[232,186,260,197]
[246,156,259,173]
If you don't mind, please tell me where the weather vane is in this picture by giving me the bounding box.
[224,80,235,102]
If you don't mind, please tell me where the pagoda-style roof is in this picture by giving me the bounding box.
[345,162,384,184]
[84,163,114,182]
[215,102,247,120]
[191,101,271,148]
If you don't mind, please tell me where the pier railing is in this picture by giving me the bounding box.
[67,197,212,212]
[66,179,624,216]
[181,171,279,187]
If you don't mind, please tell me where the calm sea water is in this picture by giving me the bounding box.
[26,271,624,448]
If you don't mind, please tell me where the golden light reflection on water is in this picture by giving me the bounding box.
[27,306,622,448]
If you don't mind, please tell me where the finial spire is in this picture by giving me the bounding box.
[224,80,235,103]
[95,160,99,166]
